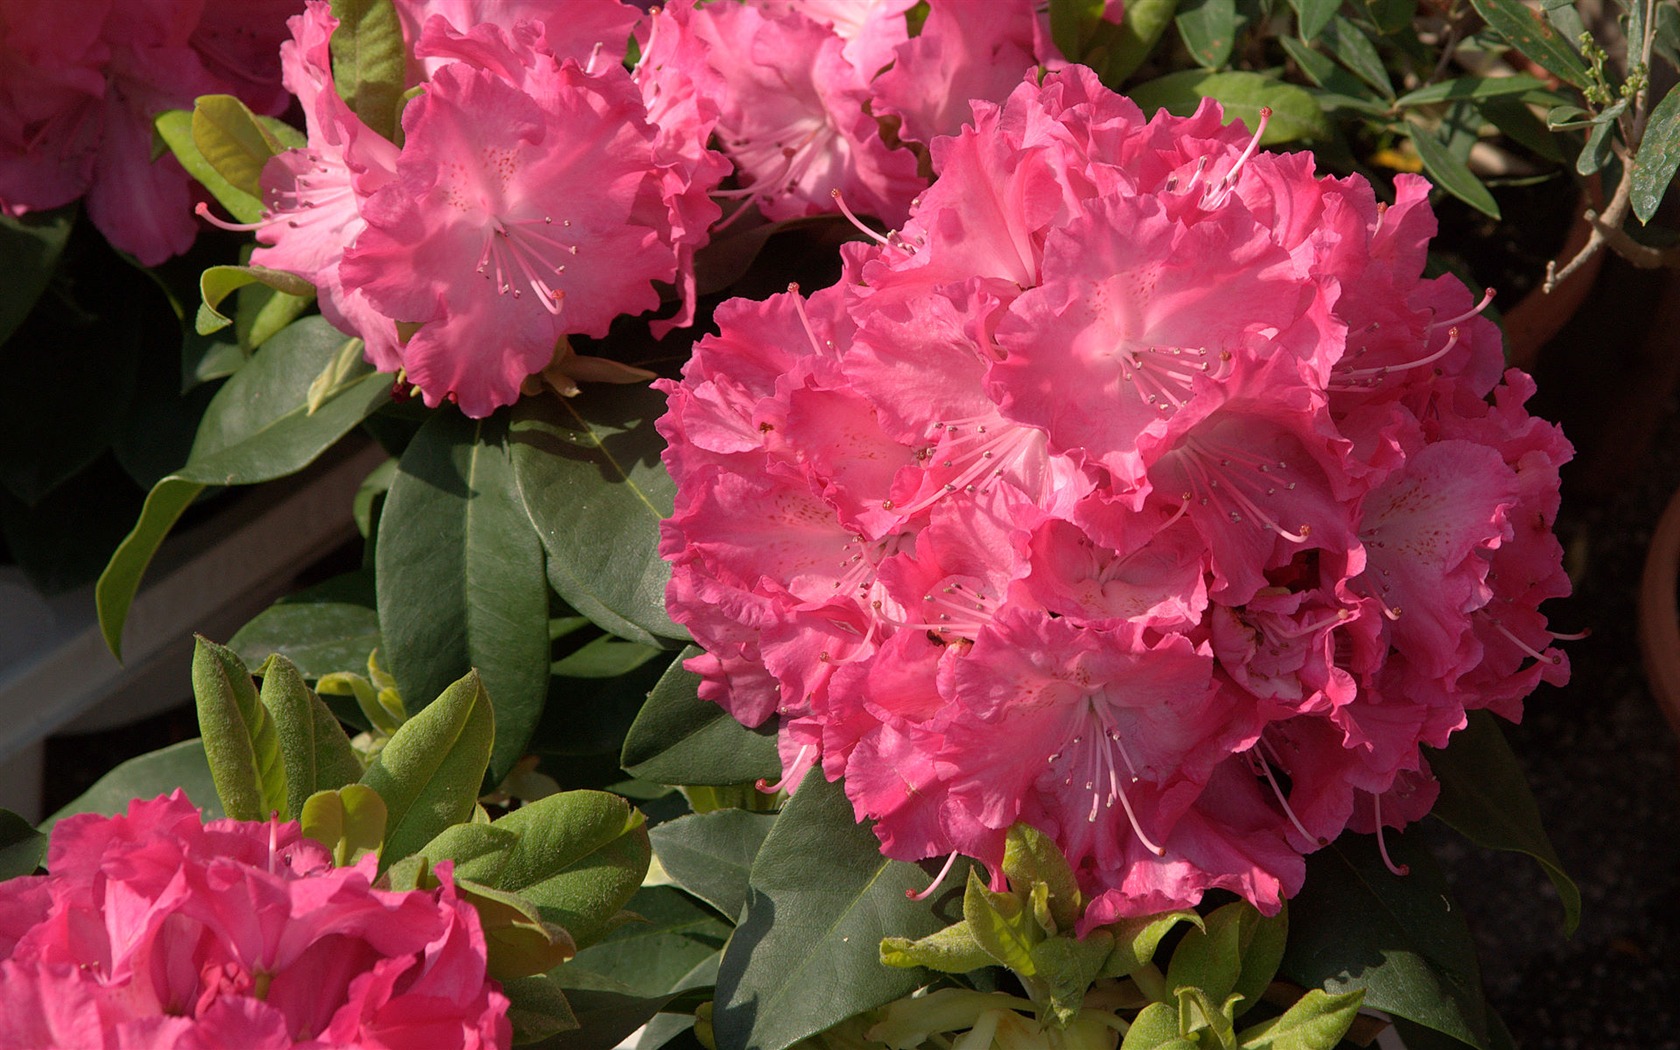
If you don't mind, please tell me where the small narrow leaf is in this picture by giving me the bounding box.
[1407,120,1501,219]
[359,669,495,865]
[1319,15,1393,99]
[1469,0,1590,88]
[300,783,388,866]
[1288,0,1338,41]
[1631,89,1680,223]
[1395,74,1550,107]
[192,636,288,821]
[1175,0,1239,68]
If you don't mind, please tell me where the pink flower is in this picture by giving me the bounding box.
[660,66,1573,917]
[0,792,510,1050]
[0,0,291,264]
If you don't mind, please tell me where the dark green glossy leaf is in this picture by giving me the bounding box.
[0,809,45,879]
[1408,120,1501,218]
[376,410,550,781]
[1280,832,1492,1050]
[1277,37,1386,112]
[360,669,495,866]
[504,974,581,1045]
[1469,0,1590,88]
[192,636,288,821]
[0,207,73,346]
[329,0,406,141]
[1632,88,1680,224]
[620,647,780,786]
[1287,0,1338,41]
[528,988,686,1050]
[561,886,728,996]
[232,570,381,680]
[714,773,951,1050]
[258,653,364,817]
[1175,0,1239,68]
[509,386,686,647]
[650,809,778,921]
[96,317,390,657]
[1426,711,1580,935]
[1575,114,1614,175]
[1358,0,1416,34]
[1478,97,1567,163]
[1319,15,1393,99]
[1128,70,1328,144]
[44,739,223,831]
[487,790,651,949]
[540,645,674,759]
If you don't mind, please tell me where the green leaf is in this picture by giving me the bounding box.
[1288,0,1338,41]
[197,264,315,336]
[192,636,288,821]
[1237,988,1365,1050]
[649,808,777,921]
[1123,1002,1186,1050]
[1232,902,1288,1019]
[1175,0,1239,68]
[485,790,651,949]
[1100,911,1201,978]
[1002,823,1081,933]
[1279,832,1492,1050]
[329,0,407,141]
[0,809,45,879]
[509,385,687,647]
[1031,931,1117,1025]
[377,410,550,782]
[714,773,953,1050]
[964,868,1041,974]
[0,207,73,347]
[1105,0,1181,83]
[457,877,579,981]
[1165,901,1246,1007]
[1277,38,1387,112]
[1478,97,1567,163]
[1177,986,1238,1048]
[1050,0,1109,62]
[1576,116,1614,175]
[96,317,391,657]
[1469,0,1590,88]
[232,570,381,680]
[503,974,582,1045]
[1407,120,1501,219]
[258,653,364,817]
[1631,88,1680,224]
[43,740,223,830]
[417,821,520,884]
[1127,70,1328,144]
[1425,711,1581,935]
[620,647,781,786]
[1395,74,1551,107]
[155,109,262,223]
[1319,15,1393,99]
[299,783,388,866]
[191,94,289,199]
[880,920,996,974]
[561,886,728,996]
[360,669,495,865]
[236,279,315,352]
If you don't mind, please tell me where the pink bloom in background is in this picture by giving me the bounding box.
[0,791,509,1050]
[660,67,1574,918]
[0,0,291,264]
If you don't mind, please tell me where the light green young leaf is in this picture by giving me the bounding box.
[1128,70,1327,144]
[964,867,1041,975]
[1238,988,1366,1050]
[1003,823,1081,933]
[1103,0,1180,83]
[1101,911,1202,979]
[1122,1002,1187,1050]
[1178,986,1238,1049]
[416,821,520,885]
[359,669,495,866]
[881,921,996,974]
[197,265,315,336]
[1165,902,1246,1007]
[306,336,373,414]
[455,877,578,981]
[1175,0,1239,68]
[1031,930,1116,1027]
[192,636,287,822]
[258,653,363,818]
[192,94,289,198]
[299,783,388,866]
[155,109,261,223]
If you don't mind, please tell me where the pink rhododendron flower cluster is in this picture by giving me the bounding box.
[225,0,1073,417]
[0,0,293,264]
[659,67,1573,924]
[0,791,510,1049]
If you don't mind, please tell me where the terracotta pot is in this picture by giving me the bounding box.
[1638,484,1680,741]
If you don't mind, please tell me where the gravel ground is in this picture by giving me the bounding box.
[1430,256,1680,1050]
